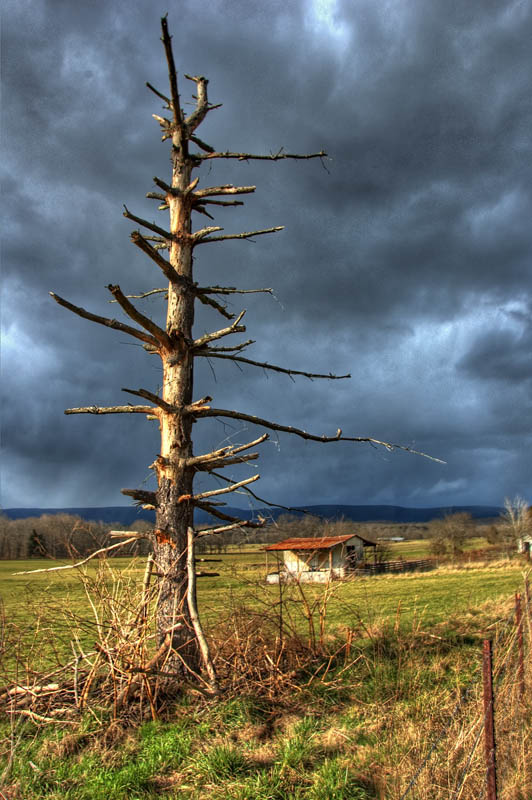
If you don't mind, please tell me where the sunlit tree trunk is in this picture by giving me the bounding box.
[50,15,428,698]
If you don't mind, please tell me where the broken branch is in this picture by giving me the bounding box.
[195,292,235,320]
[193,184,256,198]
[196,351,350,379]
[123,206,172,240]
[190,134,215,153]
[160,14,184,135]
[146,81,171,106]
[180,474,259,503]
[130,231,190,288]
[184,74,210,133]
[189,407,446,461]
[49,293,159,348]
[107,284,172,348]
[146,191,167,202]
[194,206,215,222]
[121,387,176,414]
[186,525,218,691]
[152,176,174,194]
[193,452,260,471]
[196,285,273,296]
[197,149,327,162]
[200,339,254,354]
[110,288,167,302]
[64,405,154,415]
[192,310,246,349]
[191,225,223,242]
[198,199,245,208]
[186,433,267,471]
[209,469,297,513]
[195,501,264,527]
[121,488,157,506]
[196,520,258,536]
[196,226,284,244]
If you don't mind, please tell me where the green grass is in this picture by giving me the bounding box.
[0,549,524,635]
[200,561,525,638]
[0,705,388,798]
[0,535,503,611]
[1,552,530,799]
[195,743,249,781]
[308,758,373,800]
[386,535,490,559]
[2,718,194,799]
[6,620,528,800]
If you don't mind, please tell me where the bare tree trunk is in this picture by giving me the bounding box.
[152,114,199,676]
[50,15,435,700]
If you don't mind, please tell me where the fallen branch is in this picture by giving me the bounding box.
[13,538,139,575]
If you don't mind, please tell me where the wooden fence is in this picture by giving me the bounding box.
[353,558,434,576]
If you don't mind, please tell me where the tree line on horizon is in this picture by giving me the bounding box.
[0,509,527,561]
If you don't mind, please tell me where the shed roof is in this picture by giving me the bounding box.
[265,534,376,551]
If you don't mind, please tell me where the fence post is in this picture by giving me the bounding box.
[515,593,526,699]
[482,639,498,800]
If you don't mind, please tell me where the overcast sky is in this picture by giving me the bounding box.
[2,0,531,513]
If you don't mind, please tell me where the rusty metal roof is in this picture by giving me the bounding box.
[265,534,376,551]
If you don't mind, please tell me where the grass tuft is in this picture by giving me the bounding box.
[195,743,249,781]
[309,757,374,800]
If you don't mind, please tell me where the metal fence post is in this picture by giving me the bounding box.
[482,639,498,800]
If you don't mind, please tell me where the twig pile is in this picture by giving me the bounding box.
[0,557,185,725]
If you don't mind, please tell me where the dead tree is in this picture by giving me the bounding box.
[51,17,437,695]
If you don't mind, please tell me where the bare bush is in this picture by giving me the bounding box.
[428,513,474,559]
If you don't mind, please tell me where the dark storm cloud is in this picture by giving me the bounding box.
[1,0,531,510]
[459,329,532,384]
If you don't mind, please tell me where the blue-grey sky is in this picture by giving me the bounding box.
[2,0,531,511]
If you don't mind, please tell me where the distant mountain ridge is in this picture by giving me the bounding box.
[2,504,504,526]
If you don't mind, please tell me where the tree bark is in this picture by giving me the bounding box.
[151,62,200,677]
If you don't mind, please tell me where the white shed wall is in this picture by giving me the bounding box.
[281,536,366,576]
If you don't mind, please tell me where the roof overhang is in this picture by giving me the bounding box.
[265,533,376,552]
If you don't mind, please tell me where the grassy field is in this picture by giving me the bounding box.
[0,539,523,632]
[1,550,530,799]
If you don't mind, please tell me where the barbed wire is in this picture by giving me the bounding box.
[399,583,528,799]
[398,679,480,799]
[449,715,485,800]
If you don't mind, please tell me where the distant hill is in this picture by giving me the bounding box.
[1,504,505,526]
[2,506,157,526]
[280,504,505,523]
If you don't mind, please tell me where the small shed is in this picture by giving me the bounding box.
[517,534,532,558]
[516,505,532,558]
[265,533,377,583]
